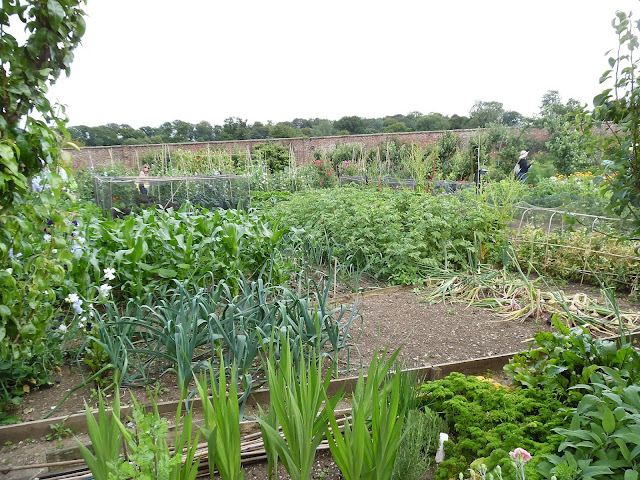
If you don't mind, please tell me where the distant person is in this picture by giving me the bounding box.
[515,150,534,182]
[138,164,150,194]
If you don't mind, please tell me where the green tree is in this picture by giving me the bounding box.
[268,122,296,138]
[539,90,591,174]
[249,121,271,139]
[312,119,333,137]
[214,117,250,140]
[450,114,470,130]
[468,100,505,128]
[68,125,91,145]
[383,121,408,133]
[502,110,526,126]
[334,115,366,135]
[415,113,451,131]
[194,120,214,142]
[0,0,88,411]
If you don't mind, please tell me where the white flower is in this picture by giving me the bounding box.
[66,293,80,304]
[43,233,52,243]
[52,248,58,253]
[99,284,113,296]
[103,268,116,281]
[6,268,12,275]
[59,324,68,333]
[70,241,83,254]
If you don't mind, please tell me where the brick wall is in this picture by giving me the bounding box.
[67,128,549,171]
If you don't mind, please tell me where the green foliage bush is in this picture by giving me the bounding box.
[505,320,640,405]
[504,322,640,479]
[269,187,511,284]
[0,191,82,413]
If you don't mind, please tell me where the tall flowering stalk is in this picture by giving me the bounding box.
[509,448,532,480]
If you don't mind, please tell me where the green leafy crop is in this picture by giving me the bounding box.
[418,373,564,480]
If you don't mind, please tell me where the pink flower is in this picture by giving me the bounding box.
[509,448,532,463]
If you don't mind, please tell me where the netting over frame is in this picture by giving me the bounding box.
[511,205,640,291]
[93,174,251,217]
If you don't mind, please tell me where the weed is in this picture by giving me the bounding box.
[45,419,73,441]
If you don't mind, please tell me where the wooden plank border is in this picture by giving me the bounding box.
[2,330,638,443]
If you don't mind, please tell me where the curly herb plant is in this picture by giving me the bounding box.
[418,373,564,480]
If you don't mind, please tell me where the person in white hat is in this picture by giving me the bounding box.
[515,150,534,182]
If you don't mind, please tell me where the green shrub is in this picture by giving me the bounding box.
[391,408,446,480]
[0,192,80,412]
[504,320,640,405]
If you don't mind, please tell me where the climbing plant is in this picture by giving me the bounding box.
[584,10,640,236]
[0,0,86,206]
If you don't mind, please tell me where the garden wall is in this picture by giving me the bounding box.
[67,128,549,171]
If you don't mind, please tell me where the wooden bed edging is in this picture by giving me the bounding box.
[2,330,638,444]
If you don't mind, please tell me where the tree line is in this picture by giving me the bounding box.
[69,99,563,147]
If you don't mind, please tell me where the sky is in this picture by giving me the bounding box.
[46,0,639,129]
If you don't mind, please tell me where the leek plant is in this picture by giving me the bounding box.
[134,281,221,397]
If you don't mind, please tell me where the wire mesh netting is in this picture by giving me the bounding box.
[93,174,251,217]
[511,205,640,291]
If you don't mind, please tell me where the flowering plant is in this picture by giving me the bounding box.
[509,448,532,480]
[337,160,361,177]
[310,159,337,188]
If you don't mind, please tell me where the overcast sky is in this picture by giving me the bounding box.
[47,0,638,129]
